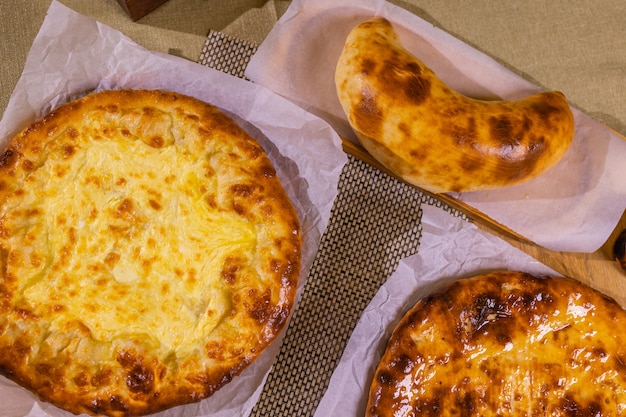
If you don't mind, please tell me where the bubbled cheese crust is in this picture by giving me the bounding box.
[0,89,301,416]
[335,18,575,193]
[367,271,626,417]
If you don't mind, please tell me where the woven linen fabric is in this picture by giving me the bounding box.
[199,31,258,79]
[198,32,465,416]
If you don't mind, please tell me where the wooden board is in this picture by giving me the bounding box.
[341,138,626,306]
[116,0,170,20]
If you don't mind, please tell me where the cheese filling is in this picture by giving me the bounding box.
[4,132,257,354]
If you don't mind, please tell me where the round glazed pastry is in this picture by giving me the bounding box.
[367,271,626,416]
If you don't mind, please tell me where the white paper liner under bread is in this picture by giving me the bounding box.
[313,203,559,416]
[244,0,626,253]
[0,2,347,416]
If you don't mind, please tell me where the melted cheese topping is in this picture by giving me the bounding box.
[7,136,256,353]
[0,90,301,416]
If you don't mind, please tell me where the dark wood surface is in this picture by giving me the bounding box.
[116,0,170,20]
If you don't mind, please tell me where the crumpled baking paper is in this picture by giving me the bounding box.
[313,203,559,416]
[245,0,626,253]
[0,1,347,416]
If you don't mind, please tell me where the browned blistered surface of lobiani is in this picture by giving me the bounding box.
[367,271,626,417]
[0,89,301,416]
[336,18,575,193]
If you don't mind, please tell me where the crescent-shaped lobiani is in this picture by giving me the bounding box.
[336,18,575,194]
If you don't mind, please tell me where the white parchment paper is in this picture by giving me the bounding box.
[0,2,347,416]
[314,203,559,416]
[245,0,626,253]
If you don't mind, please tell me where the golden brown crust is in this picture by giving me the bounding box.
[335,18,575,193]
[0,89,301,416]
[366,271,626,417]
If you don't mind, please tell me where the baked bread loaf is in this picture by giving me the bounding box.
[366,271,626,416]
[335,18,575,193]
[0,89,301,416]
